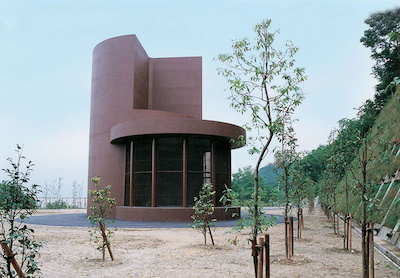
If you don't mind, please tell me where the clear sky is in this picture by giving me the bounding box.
[1,0,398,197]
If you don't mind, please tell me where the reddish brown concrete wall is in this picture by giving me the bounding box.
[110,118,246,148]
[89,35,142,215]
[150,57,202,119]
[132,36,149,109]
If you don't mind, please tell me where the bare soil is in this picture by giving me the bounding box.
[31,207,399,277]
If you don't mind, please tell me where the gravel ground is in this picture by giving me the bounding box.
[28,207,400,277]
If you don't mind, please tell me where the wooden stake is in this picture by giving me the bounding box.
[208,226,215,246]
[349,213,352,251]
[300,208,304,229]
[257,237,264,278]
[289,217,294,257]
[284,217,289,259]
[251,238,258,278]
[264,234,270,278]
[284,216,295,259]
[333,212,336,234]
[1,242,26,278]
[99,221,114,261]
[337,213,340,235]
[344,213,348,250]
[369,223,374,278]
[297,209,302,239]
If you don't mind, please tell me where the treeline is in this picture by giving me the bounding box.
[302,7,400,226]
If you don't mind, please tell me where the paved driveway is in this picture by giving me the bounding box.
[20,208,287,228]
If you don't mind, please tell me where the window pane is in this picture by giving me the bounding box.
[135,139,152,172]
[134,173,152,206]
[188,138,211,171]
[124,142,131,206]
[157,138,183,171]
[214,139,230,174]
[216,173,229,206]
[187,173,204,206]
[157,172,182,206]
[133,139,152,206]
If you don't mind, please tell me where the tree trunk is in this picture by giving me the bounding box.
[284,167,290,259]
[361,145,369,278]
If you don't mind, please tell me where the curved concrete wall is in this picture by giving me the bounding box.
[89,35,146,212]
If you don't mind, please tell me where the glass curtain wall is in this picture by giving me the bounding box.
[124,136,231,207]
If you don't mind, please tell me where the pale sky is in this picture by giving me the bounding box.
[1,0,398,197]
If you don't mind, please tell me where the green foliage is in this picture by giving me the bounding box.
[336,87,399,224]
[228,200,277,245]
[385,195,400,229]
[0,145,42,277]
[301,145,332,184]
[220,182,277,245]
[290,156,316,210]
[360,7,400,107]
[305,84,400,226]
[216,19,306,150]
[378,181,400,228]
[274,148,297,216]
[231,166,257,205]
[231,165,283,206]
[88,176,116,261]
[191,183,216,245]
[45,200,69,209]
[259,164,281,187]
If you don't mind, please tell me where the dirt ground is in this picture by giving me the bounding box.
[30,207,399,277]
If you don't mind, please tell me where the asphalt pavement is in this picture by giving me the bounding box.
[19,209,286,229]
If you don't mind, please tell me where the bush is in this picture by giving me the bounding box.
[88,176,116,261]
[192,183,216,245]
[0,145,42,277]
[45,200,69,209]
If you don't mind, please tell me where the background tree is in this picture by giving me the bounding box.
[347,104,390,278]
[88,176,116,261]
[360,7,400,108]
[0,145,42,277]
[191,183,216,245]
[43,178,68,209]
[274,123,299,259]
[231,166,282,206]
[301,145,331,185]
[72,181,83,208]
[216,19,306,275]
[290,153,315,228]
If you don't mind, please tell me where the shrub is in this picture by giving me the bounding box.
[191,183,216,245]
[88,176,116,261]
[0,145,42,277]
[45,200,69,209]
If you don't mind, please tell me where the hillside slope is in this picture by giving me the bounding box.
[336,85,400,229]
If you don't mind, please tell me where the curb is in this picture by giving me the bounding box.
[353,225,400,268]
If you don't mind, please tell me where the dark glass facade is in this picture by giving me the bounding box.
[124,135,231,207]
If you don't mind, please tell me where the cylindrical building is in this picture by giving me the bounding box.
[88,35,245,221]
